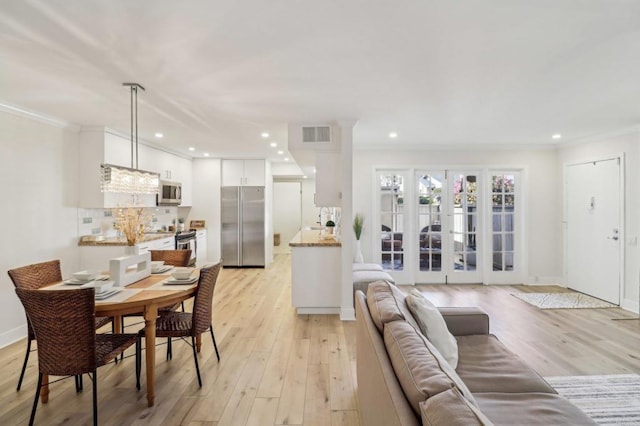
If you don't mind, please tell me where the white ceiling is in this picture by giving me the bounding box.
[1,1,640,164]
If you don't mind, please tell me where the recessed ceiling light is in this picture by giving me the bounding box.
[284,157,289,162]
[188,147,195,151]
[203,153,210,157]
[261,132,269,138]
[155,132,164,138]
[270,142,277,147]
[277,150,284,155]
[389,132,398,139]
[552,133,562,140]
[303,175,307,179]
[313,168,317,173]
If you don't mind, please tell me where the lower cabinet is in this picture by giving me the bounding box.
[79,237,175,271]
[291,245,341,314]
[196,230,208,267]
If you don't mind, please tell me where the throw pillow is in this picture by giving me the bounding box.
[405,289,459,369]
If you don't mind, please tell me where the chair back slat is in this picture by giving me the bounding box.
[15,288,97,375]
[150,250,192,267]
[192,262,222,335]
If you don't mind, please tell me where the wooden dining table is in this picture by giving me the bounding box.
[42,273,198,407]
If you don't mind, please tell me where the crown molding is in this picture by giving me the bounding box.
[0,101,81,132]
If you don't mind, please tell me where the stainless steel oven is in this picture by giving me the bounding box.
[175,230,197,266]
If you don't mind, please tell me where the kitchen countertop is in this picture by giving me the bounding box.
[78,232,175,246]
[289,230,341,247]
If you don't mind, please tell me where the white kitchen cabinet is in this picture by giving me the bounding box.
[196,229,208,266]
[222,159,266,186]
[78,127,193,207]
[291,244,341,314]
[79,236,175,271]
[136,236,175,254]
[314,152,342,207]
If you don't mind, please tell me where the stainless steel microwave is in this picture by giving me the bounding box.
[157,180,182,206]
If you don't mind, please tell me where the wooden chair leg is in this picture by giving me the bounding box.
[29,373,42,426]
[17,338,32,391]
[191,336,202,387]
[209,325,220,362]
[92,371,98,426]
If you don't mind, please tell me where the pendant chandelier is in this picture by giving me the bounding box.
[100,82,160,195]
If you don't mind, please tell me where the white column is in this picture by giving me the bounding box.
[338,120,357,321]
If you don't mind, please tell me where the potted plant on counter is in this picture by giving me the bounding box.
[353,213,365,263]
[325,220,336,235]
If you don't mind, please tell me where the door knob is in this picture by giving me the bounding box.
[607,235,619,241]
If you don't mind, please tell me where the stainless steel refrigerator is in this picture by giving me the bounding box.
[221,186,265,267]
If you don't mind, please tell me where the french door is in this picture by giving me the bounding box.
[377,168,522,285]
[416,170,482,284]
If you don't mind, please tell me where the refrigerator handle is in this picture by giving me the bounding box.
[238,187,242,262]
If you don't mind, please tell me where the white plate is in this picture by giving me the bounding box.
[164,276,198,285]
[64,278,93,285]
[95,288,121,300]
[151,266,173,274]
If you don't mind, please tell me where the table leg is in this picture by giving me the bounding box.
[114,315,122,334]
[143,304,158,407]
[41,374,49,403]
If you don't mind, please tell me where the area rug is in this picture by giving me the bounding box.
[511,292,616,309]
[545,374,640,425]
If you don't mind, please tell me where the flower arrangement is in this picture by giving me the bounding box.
[113,207,153,245]
[353,213,364,240]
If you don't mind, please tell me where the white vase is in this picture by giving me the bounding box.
[354,239,364,263]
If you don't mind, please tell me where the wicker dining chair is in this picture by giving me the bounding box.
[7,260,113,391]
[140,262,222,387]
[150,249,192,267]
[15,287,141,426]
[151,249,192,313]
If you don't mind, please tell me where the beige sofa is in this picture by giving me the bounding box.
[355,281,596,425]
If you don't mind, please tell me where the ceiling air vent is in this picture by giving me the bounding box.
[302,125,332,143]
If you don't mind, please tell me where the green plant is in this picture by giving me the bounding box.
[353,213,364,240]
[325,220,336,227]
[178,217,185,224]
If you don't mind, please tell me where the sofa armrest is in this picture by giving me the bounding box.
[437,307,489,336]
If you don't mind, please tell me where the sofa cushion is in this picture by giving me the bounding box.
[474,392,597,425]
[367,281,406,332]
[420,388,494,426]
[383,320,456,415]
[406,289,459,368]
[353,269,395,284]
[352,263,384,272]
[456,334,556,394]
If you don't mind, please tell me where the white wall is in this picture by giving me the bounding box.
[352,148,561,284]
[274,182,302,247]
[301,179,319,228]
[557,130,640,313]
[0,111,81,347]
[190,159,222,264]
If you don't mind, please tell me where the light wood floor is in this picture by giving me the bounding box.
[1,254,639,425]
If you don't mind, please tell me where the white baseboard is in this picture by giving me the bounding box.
[340,307,355,321]
[0,325,26,349]
[621,298,640,314]
[297,307,341,315]
[525,276,565,286]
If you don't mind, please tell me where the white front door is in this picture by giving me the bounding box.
[566,158,622,304]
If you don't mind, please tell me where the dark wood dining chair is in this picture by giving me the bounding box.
[15,287,141,426]
[140,261,222,387]
[7,260,113,391]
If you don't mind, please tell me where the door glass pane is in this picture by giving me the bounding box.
[451,174,478,272]
[417,173,443,272]
[380,173,404,271]
[491,174,516,272]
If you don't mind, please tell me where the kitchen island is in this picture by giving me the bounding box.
[289,230,341,314]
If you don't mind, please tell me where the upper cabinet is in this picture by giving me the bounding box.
[315,152,342,207]
[222,159,266,186]
[78,127,193,207]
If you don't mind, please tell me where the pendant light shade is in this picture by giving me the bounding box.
[100,82,159,195]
